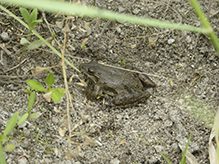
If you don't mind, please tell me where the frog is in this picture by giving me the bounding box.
[79,61,156,106]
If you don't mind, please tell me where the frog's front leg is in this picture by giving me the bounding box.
[138,74,156,88]
[114,90,151,106]
[86,84,103,99]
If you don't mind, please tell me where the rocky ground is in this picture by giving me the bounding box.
[0,0,219,163]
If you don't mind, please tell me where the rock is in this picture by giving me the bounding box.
[168,38,175,44]
[133,8,140,15]
[110,158,120,164]
[118,6,125,13]
[1,32,10,41]
[185,36,192,43]
[18,157,28,164]
[116,27,121,33]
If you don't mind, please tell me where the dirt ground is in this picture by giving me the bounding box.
[0,0,219,163]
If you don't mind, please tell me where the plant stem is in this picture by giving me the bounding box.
[20,31,32,61]
[0,142,6,164]
[189,0,219,55]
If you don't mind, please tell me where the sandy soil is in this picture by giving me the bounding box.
[0,0,219,163]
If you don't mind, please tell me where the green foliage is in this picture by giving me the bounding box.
[51,88,66,102]
[0,142,6,164]
[45,73,55,90]
[19,8,43,60]
[81,42,86,50]
[159,151,172,164]
[178,95,215,129]
[0,112,19,162]
[26,40,43,50]
[138,134,143,142]
[28,91,36,114]
[26,73,66,102]
[120,58,126,66]
[17,113,29,126]
[26,79,47,92]
[3,144,16,152]
[180,133,192,164]
[20,8,42,33]
[160,133,192,164]
[24,86,33,94]
[29,113,41,119]
[3,112,19,137]
[0,90,41,162]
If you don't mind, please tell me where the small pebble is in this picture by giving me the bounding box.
[133,8,140,15]
[1,32,10,41]
[171,143,180,152]
[18,157,28,164]
[116,27,121,33]
[110,158,120,164]
[168,38,175,44]
[118,6,125,12]
[185,36,192,43]
[154,145,164,152]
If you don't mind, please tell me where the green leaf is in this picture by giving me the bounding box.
[48,88,56,92]
[26,79,47,92]
[28,91,35,114]
[30,8,38,23]
[17,113,29,126]
[51,88,66,102]
[0,135,7,142]
[58,88,66,96]
[20,37,29,45]
[3,144,16,152]
[27,40,43,50]
[81,42,86,50]
[29,112,41,119]
[24,87,32,94]
[3,111,19,136]
[0,142,6,164]
[45,73,54,89]
[31,19,42,27]
[19,8,30,25]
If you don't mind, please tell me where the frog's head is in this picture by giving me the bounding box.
[79,62,98,83]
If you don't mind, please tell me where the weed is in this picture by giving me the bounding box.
[0,90,40,164]
[160,133,192,164]
[25,72,66,102]
[19,8,43,61]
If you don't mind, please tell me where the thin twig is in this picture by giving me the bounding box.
[62,18,72,143]
[207,0,212,20]
[4,58,28,73]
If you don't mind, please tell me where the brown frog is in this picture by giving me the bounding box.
[79,61,156,106]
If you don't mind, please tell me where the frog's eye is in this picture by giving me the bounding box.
[88,68,94,74]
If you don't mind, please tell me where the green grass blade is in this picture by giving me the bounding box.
[180,133,192,164]
[0,0,210,34]
[189,0,219,54]
[159,151,172,164]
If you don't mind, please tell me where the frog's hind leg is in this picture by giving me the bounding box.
[114,91,151,106]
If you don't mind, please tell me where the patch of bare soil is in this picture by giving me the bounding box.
[0,0,219,163]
